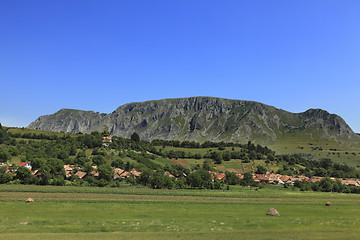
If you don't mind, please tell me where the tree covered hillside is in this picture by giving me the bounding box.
[1,125,360,193]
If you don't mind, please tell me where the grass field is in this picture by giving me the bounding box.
[272,138,360,168]
[1,185,360,239]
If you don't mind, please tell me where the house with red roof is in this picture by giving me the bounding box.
[236,173,243,179]
[113,168,125,180]
[130,169,142,178]
[119,171,131,178]
[75,171,87,179]
[216,173,226,180]
[102,136,112,146]
[164,171,175,178]
[18,162,32,170]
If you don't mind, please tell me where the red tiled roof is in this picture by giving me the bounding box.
[114,168,125,175]
[5,168,14,175]
[113,168,125,180]
[164,171,175,178]
[64,165,74,171]
[120,171,131,178]
[102,136,112,143]
[75,171,87,179]
[236,174,243,179]
[18,162,28,167]
[130,169,142,177]
[91,171,99,177]
[217,174,226,180]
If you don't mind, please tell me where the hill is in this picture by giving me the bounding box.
[28,97,360,145]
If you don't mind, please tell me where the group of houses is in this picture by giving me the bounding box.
[63,164,142,180]
[0,161,32,176]
[2,161,360,187]
[212,171,360,187]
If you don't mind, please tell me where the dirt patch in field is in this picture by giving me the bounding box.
[215,166,241,173]
[170,159,190,167]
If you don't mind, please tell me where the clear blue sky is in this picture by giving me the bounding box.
[1,0,360,132]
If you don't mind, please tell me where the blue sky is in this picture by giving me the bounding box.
[1,0,360,132]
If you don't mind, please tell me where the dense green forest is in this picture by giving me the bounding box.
[1,124,360,193]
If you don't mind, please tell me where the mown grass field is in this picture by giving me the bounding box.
[272,137,360,168]
[1,185,360,239]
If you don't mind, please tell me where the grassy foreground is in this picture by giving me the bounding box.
[1,185,360,239]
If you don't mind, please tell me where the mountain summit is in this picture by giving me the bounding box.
[28,97,359,144]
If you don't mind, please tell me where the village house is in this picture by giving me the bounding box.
[18,162,32,170]
[341,179,360,187]
[32,169,42,178]
[164,171,175,178]
[102,136,112,146]
[209,172,226,181]
[75,171,87,179]
[254,172,281,184]
[236,173,243,179]
[5,167,14,176]
[180,172,187,178]
[91,170,99,177]
[119,171,131,178]
[130,169,142,178]
[254,174,265,183]
[216,173,226,181]
[309,176,323,183]
[280,175,292,184]
[64,164,75,178]
[113,168,125,180]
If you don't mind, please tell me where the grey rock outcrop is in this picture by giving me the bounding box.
[27,97,359,144]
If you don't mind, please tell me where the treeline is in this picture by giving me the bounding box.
[8,131,60,140]
[293,178,360,194]
[1,124,360,191]
[152,139,270,150]
[273,154,359,179]
[136,167,257,190]
[154,140,275,165]
[151,139,241,148]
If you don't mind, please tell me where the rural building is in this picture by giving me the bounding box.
[102,136,112,146]
[75,171,87,179]
[113,168,125,180]
[18,162,32,170]
[164,171,175,178]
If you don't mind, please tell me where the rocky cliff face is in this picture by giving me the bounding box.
[27,97,359,144]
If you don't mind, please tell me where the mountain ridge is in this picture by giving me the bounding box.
[28,97,360,145]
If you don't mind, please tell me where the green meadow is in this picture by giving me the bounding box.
[1,185,360,239]
[272,136,360,168]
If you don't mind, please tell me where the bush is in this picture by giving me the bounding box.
[0,149,11,162]
[0,172,13,183]
[93,155,106,166]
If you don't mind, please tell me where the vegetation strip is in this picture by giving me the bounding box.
[2,125,360,195]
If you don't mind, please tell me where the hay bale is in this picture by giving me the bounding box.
[25,198,34,203]
[266,208,280,216]
[325,201,331,206]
